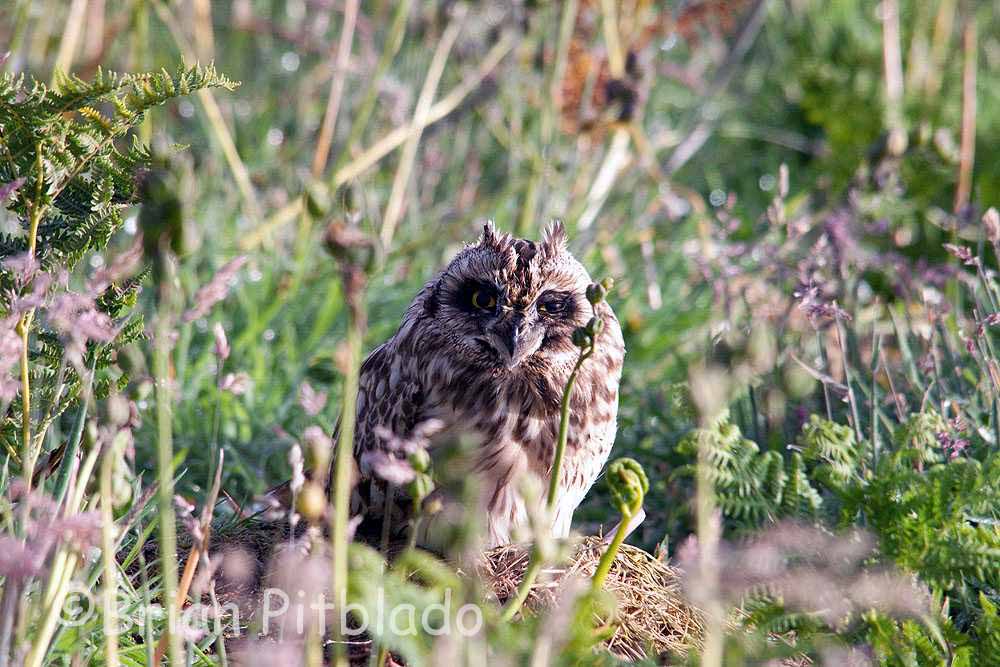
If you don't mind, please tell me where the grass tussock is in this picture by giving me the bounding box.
[482,536,703,661]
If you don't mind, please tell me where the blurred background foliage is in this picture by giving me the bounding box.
[7,0,1000,664]
[3,0,999,549]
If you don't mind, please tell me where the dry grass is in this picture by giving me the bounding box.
[480,536,703,661]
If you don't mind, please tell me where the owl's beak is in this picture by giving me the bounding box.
[492,313,534,368]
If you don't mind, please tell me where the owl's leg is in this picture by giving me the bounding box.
[602,507,646,544]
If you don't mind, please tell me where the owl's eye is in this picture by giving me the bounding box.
[537,301,561,315]
[471,289,497,311]
[537,292,570,316]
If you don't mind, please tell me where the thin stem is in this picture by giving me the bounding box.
[925,0,957,99]
[599,0,625,78]
[16,317,32,488]
[24,554,82,667]
[870,326,882,469]
[380,9,465,249]
[311,0,360,178]
[19,145,45,491]
[880,0,904,133]
[546,347,592,510]
[330,308,363,667]
[517,0,578,236]
[239,34,516,252]
[591,511,629,590]
[0,580,19,667]
[151,0,262,222]
[379,483,396,554]
[505,288,607,622]
[817,329,833,421]
[52,366,93,509]
[695,429,723,667]
[6,0,31,70]
[131,0,152,145]
[209,362,224,487]
[406,514,424,552]
[332,0,412,173]
[208,585,229,667]
[26,431,100,666]
[954,7,977,213]
[504,340,594,622]
[51,0,89,85]
[99,441,120,667]
[835,318,864,445]
[500,552,542,623]
[154,254,182,667]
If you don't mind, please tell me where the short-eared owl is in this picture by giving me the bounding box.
[354,222,624,547]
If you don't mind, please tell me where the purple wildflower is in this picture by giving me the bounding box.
[87,235,144,294]
[213,322,230,361]
[297,382,327,417]
[219,371,251,395]
[359,450,417,486]
[46,291,118,368]
[943,243,979,267]
[2,252,40,286]
[183,256,249,322]
[0,537,47,579]
[46,292,116,340]
[937,416,970,460]
[678,522,930,626]
[373,418,444,455]
[0,177,26,203]
[794,281,851,324]
[0,316,21,403]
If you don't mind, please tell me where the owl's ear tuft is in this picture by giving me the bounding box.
[540,220,568,257]
[479,220,512,251]
[479,220,500,247]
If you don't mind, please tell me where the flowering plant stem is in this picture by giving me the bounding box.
[99,440,120,667]
[330,294,363,667]
[547,347,594,512]
[153,254,182,667]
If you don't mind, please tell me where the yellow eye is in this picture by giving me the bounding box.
[471,289,496,311]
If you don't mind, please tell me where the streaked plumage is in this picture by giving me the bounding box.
[353,222,624,548]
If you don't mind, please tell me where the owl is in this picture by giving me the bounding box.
[353,222,625,548]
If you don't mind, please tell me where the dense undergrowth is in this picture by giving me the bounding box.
[2,1,1000,665]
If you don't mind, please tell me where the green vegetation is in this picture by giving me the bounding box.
[2,0,1000,665]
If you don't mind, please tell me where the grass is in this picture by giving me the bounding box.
[3,0,1000,665]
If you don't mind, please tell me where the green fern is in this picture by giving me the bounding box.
[0,64,236,478]
[675,412,823,528]
[798,414,859,490]
[973,593,1000,666]
[0,65,237,269]
[893,410,948,468]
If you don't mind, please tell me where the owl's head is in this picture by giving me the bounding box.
[423,221,601,371]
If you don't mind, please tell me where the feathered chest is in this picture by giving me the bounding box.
[415,350,612,477]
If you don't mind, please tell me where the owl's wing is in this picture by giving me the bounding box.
[352,340,425,458]
[353,341,388,459]
[349,339,431,547]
